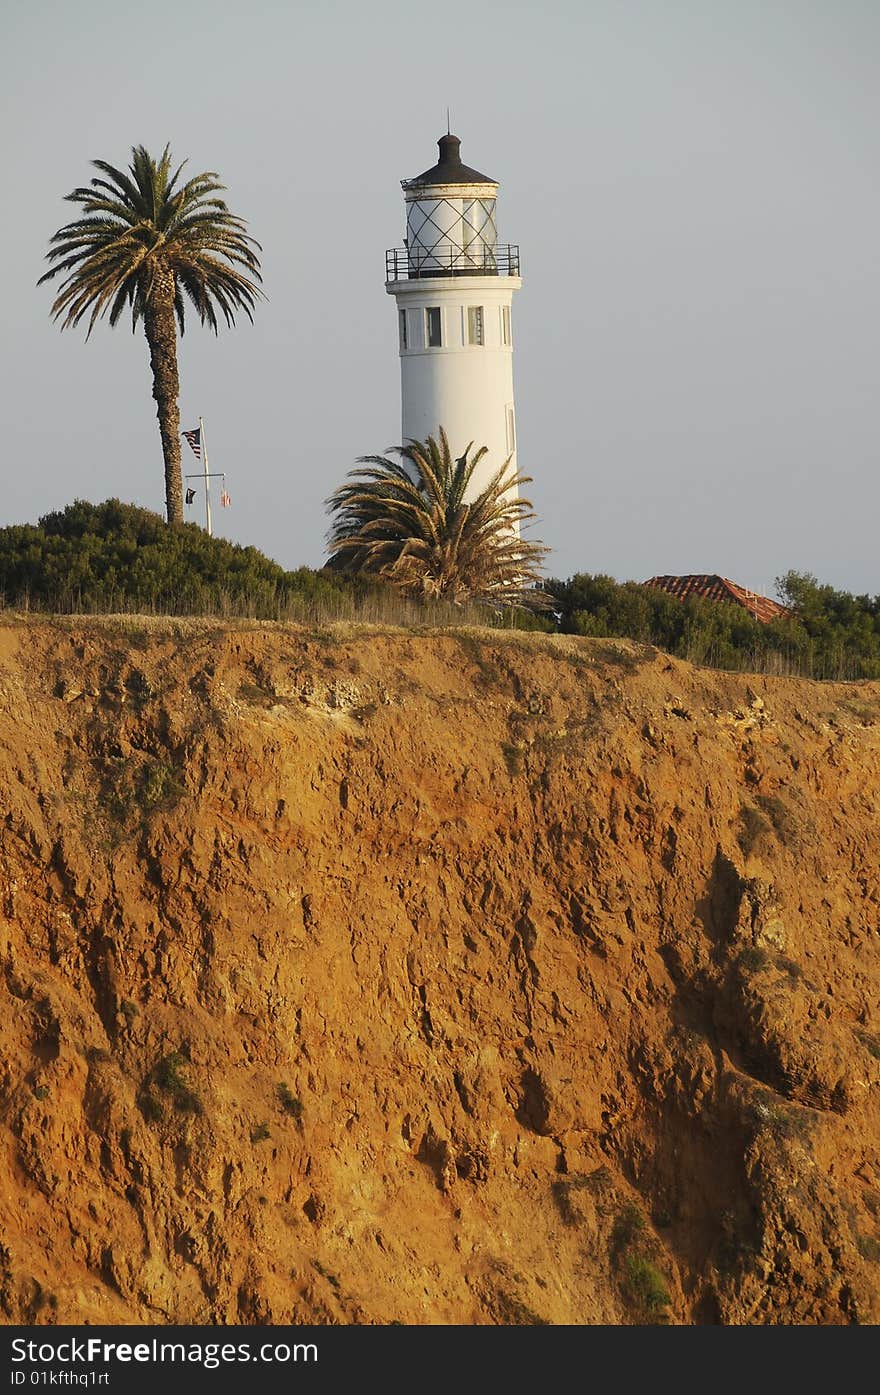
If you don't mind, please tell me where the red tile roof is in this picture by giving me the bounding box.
[643,575,788,625]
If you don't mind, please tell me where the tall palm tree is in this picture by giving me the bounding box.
[39,144,263,525]
[326,430,548,610]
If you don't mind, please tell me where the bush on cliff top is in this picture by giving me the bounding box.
[0,499,378,619]
[549,572,880,681]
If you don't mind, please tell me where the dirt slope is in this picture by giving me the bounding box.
[0,617,878,1325]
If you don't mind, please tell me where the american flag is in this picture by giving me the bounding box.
[220,490,231,508]
[182,428,201,458]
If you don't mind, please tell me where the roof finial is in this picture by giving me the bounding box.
[447,107,451,135]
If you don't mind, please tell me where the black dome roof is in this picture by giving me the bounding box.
[406,134,497,187]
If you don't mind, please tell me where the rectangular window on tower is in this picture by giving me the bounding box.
[467,305,484,346]
[425,307,442,347]
[501,305,512,346]
[398,309,408,351]
[505,405,516,454]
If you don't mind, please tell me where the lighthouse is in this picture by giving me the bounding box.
[385,133,522,501]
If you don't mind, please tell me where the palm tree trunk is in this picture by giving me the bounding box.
[142,267,183,525]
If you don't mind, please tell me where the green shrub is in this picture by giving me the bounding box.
[156,1049,202,1115]
[277,1082,303,1119]
[501,741,525,775]
[611,1202,646,1256]
[311,1259,340,1289]
[755,793,798,846]
[623,1255,671,1313]
[0,499,367,619]
[737,946,770,974]
[139,760,184,811]
[250,1122,271,1144]
[856,1030,880,1061]
[775,955,803,981]
[238,682,274,706]
[751,1095,817,1142]
[856,1234,880,1262]
[140,1089,163,1123]
[491,1288,550,1326]
[737,805,771,856]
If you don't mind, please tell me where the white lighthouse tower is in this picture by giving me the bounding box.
[386,133,522,500]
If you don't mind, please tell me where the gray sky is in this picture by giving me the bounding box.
[3,0,878,597]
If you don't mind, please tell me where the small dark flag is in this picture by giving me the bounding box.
[182,428,201,459]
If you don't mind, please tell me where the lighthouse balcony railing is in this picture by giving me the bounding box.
[385,245,520,281]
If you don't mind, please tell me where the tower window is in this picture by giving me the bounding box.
[505,405,516,454]
[399,309,408,350]
[425,307,442,347]
[501,305,512,346]
[467,305,484,346]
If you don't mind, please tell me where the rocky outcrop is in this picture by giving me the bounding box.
[0,618,878,1325]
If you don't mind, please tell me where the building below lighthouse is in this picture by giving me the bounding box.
[385,133,522,502]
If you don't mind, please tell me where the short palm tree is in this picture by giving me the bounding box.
[39,144,263,524]
[326,430,548,610]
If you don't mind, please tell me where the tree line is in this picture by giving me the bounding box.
[2,500,877,680]
[548,572,880,680]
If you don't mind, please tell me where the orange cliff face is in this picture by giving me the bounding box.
[0,616,878,1326]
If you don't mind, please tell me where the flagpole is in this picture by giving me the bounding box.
[199,416,212,538]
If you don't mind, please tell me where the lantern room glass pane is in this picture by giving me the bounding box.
[406,196,498,274]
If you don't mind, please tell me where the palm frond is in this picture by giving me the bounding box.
[39,143,265,336]
[326,432,549,611]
